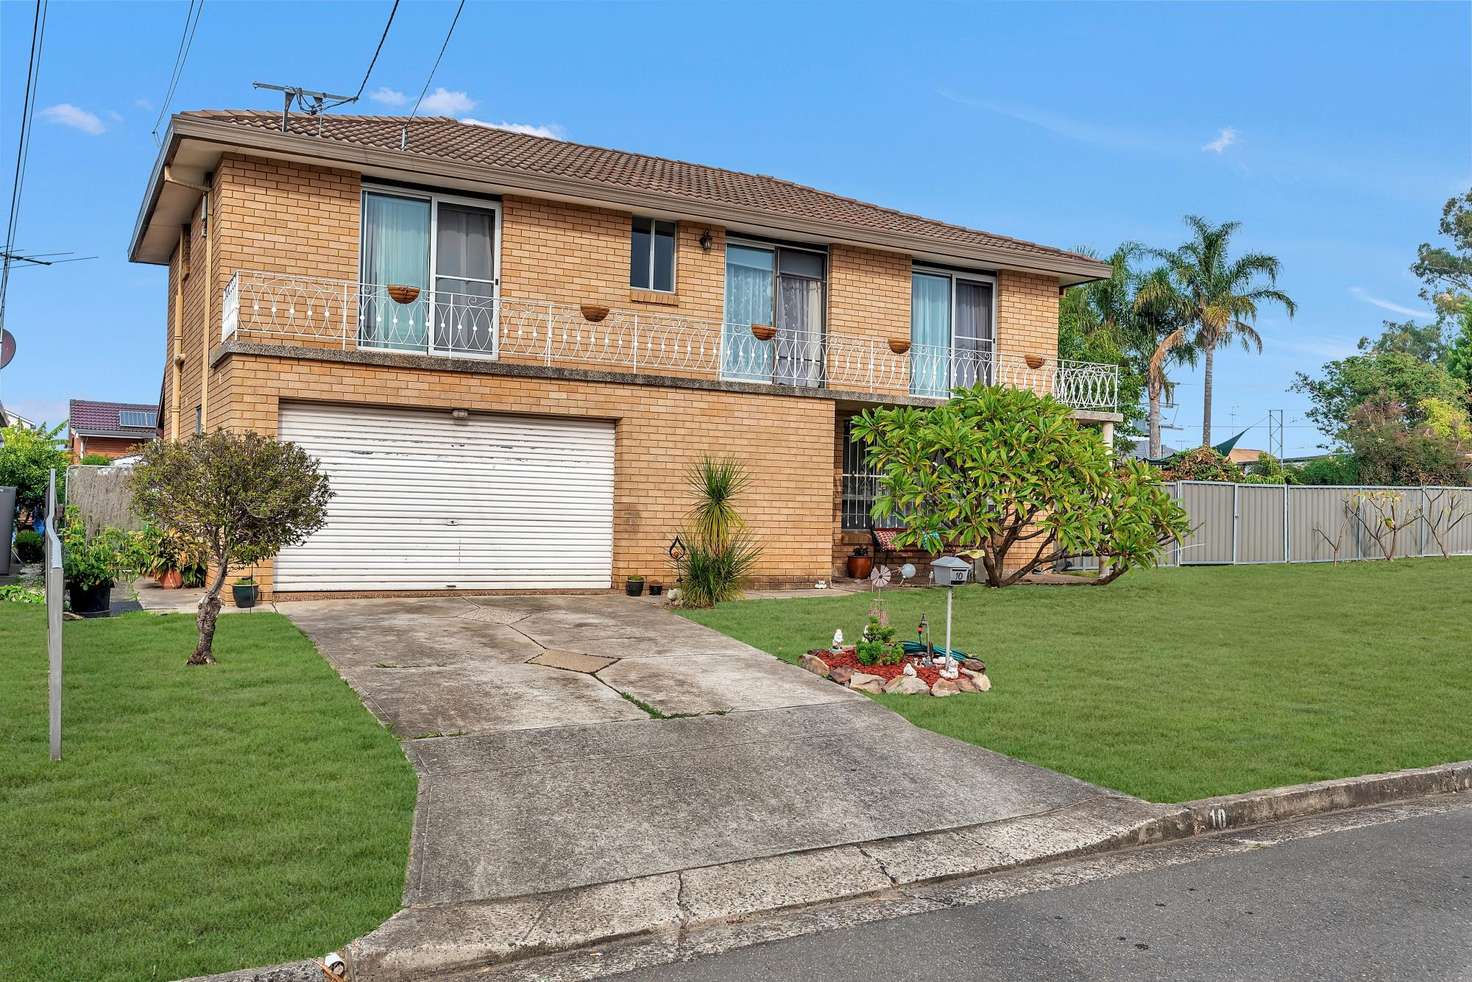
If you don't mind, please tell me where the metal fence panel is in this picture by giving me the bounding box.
[1172,482,1472,566]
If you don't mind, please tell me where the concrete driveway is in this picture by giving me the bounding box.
[283,595,1128,907]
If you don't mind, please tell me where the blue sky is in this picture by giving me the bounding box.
[1,0,1467,454]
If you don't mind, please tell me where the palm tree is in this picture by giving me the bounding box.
[1133,265,1197,458]
[1149,216,1296,447]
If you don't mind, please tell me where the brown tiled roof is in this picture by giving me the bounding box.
[177,111,1098,269]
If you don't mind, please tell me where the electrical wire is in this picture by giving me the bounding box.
[152,0,205,144]
[342,0,400,106]
[1,0,47,333]
[403,0,466,148]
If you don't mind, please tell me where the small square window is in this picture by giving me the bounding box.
[630,217,676,292]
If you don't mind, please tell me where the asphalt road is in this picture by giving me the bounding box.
[611,801,1472,982]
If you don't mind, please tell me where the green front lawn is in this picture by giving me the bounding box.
[0,606,416,982]
[683,560,1472,802]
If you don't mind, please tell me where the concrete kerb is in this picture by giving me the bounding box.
[176,759,1471,982]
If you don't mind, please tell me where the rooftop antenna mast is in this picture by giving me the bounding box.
[252,81,355,134]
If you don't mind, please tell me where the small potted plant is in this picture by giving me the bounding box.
[143,526,186,589]
[232,575,259,609]
[846,546,873,579]
[60,507,146,618]
[648,580,664,597]
[625,574,645,597]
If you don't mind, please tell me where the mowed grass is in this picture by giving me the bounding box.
[0,606,417,982]
[682,560,1472,802]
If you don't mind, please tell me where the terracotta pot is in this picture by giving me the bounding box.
[387,284,421,305]
[1025,354,1046,370]
[750,323,777,341]
[847,555,874,579]
[159,569,183,590]
[887,337,911,355]
[580,304,610,323]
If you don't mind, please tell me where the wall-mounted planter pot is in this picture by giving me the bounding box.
[232,582,258,609]
[887,338,911,355]
[750,323,777,341]
[580,304,610,323]
[387,284,421,305]
[1025,354,1046,370]
[625,577,645,597]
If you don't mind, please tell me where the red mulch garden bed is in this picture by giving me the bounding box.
[818,647,949,687]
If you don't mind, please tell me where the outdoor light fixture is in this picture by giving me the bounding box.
[450,408,469,421]
[699,229,713,252]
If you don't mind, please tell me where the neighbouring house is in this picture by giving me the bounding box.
[129,110,1120,599]
[1228,447,1266,467]
[67,399,159,462]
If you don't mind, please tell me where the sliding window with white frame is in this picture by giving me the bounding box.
[909,266,995,398]
[722,239,827,387]
[359,186,502,357]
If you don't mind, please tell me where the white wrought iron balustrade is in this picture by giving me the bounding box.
[221,270,1118,410]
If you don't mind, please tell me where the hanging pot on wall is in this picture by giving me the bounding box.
[1025,354,1046,370]
[887,337,911,355]
[387,284,421,305]
[750,323,777,341]
[580,304,610,323]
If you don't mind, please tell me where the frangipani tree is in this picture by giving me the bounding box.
[851,385,1188,587]
[131,431,331,664]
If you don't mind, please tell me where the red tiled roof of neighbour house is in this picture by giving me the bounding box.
[68,399,159,438]
[173,111,1102,270]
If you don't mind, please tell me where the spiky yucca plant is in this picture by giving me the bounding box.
[676,456,761,608]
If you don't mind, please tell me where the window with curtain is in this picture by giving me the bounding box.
[433,202,497,353]
[362,191,431,350]
[909,270,994,396]
[723,242,826,385]
[630,217,676,291]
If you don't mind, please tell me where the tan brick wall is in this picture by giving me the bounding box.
[996,270,1061,377]
[215,352,835,599]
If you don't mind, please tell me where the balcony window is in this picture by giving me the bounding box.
[910,268,994,397]
[360,188,499,355]
[630,217,676,292]
[722,240,826,386]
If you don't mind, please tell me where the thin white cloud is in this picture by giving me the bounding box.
[936,87,1177,154]
[418,88,476,115]
[1203,127,1238,153]
[39,103,106,135]
[369,86,407,107]
[1348,287,1431,319]
[461,119,565,140]
[132,97,153,112]
[1275,336,1358,361]
[105,109,124,123]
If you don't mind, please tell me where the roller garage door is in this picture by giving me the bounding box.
[275,403,615,592]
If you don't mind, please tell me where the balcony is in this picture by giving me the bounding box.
[221,271,1119,411]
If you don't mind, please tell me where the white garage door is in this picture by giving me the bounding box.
[275,403,614,592]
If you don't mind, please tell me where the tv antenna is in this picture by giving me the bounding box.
[253,82,355,133]
[1268,409,1285,459]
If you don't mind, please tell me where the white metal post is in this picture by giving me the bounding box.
[1231,483,1240,565]
[1283,482,1290,562]
[544,302,554,366]
[340,281,348,349]
[45,469,62,761]
[944,586,953,663]
[632,314,640,373]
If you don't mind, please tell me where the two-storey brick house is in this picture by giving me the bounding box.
[130,111,1118,599]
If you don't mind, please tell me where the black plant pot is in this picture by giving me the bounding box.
[232,583,258,609]
[69,581,112,617]
[625,578,645,597]
[648,583,663,596]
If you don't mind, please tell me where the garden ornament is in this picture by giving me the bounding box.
[902,662,917,677]
[831,629,844,651]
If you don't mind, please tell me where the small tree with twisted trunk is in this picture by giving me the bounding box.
[130,431,331,665]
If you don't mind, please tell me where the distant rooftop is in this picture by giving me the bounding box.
[68,399,159,439]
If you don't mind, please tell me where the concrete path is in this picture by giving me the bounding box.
[278,594,1164,978]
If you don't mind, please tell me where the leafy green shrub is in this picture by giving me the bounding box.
[59,506,149,591]
[0,422,68,514]
[13,529,43,564]
[0,583,44,604]
[852,385,1188,587]
[1297,454,1360,486]
[1240,452,1302,485]
[78,453,113,466]
[1160,446,1243,482]
[855,603,903,666]
[675,456,762,608]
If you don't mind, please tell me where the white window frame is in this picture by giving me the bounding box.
[630,216,678,293]
[721,236,829,385]
[360,184,504,360]
[910,264,998,395]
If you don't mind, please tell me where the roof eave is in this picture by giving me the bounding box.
[133,116,1114,282]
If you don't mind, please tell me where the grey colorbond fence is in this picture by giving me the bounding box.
[1166,482,1472,565]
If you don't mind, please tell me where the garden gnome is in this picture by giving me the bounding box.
[831,629,844,652]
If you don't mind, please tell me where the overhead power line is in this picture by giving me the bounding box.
[402,0,466,149]
[1,0,48,334]
[152,0,205,144]
[349,0,400,103]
